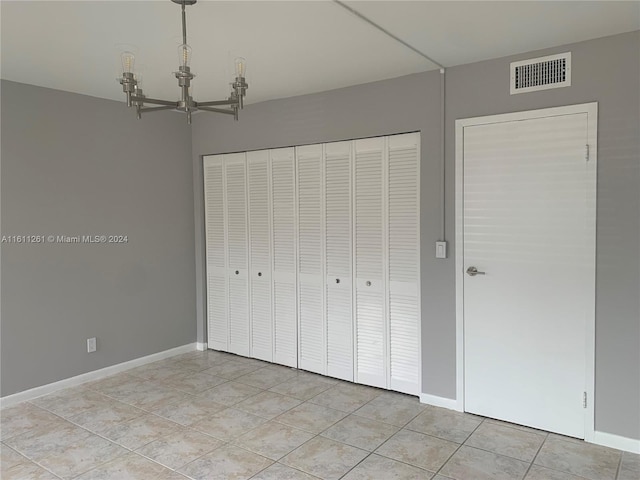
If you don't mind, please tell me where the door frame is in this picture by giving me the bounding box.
[455,103,598,441]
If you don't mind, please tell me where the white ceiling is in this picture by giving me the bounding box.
[1,1,638,106]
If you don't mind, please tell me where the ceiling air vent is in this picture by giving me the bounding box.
[510,52,571,95]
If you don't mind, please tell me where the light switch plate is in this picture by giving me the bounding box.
[87,337,97,353]
[435,241,447,259]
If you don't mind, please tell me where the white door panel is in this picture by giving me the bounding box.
[250,272,272,362]
[203,155,228,351]
[247,150,273,362]
[225,154,250,357]
[388,133,420,395]
[273,281,297,367]
[228,274,249,356]
[325,141,354,381]
[271,147,298,367]
[462,109,596,438]
[206,273,227,351]
[297,144,325,374]
[354,137,386,388]
[355,290,386,388]
[326,279,353,380]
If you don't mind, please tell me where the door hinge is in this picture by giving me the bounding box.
[583,392,587,408]
[585,144,590,161]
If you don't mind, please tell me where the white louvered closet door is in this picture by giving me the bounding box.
[354,137,387,389]
[270,147,298,367]
[225,153,250,357]
[296,144,325,374]
[325,141,354,381]
[247,150,273,362]
[203,155,228,351]
[387,133,420,395]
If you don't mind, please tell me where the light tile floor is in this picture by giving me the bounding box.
[1,350,638,480]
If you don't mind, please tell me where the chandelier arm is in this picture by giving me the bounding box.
[198,106,236,115]
[139,105,178,113]
[196,99,239,107]
[131,96,179,107]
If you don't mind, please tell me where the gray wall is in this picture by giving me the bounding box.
[191,31,639,440]
[1,81,196,396]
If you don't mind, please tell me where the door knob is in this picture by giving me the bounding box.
[466,266,485,277]
[258,272,262,277]
[336,278,340,284]
[366,281,372,286]
[235,270,239,275]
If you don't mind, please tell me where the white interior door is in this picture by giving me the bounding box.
[354,137,387,389]
[297,144,326,374]
[203,155,228,352]
[225,153,250,357]
[459,105,597,438]
[247,150,273,362]
[387,133,420,395]
[325,141,354,381]
[271,147,298,368]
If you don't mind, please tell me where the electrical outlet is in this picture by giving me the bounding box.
[87,337,97,353]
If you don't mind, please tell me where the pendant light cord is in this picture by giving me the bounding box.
[333,0,447,242]
[182,1,187,45]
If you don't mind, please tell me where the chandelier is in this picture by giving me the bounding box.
[118,0,248,124]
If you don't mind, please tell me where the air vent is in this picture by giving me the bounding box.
[510,52,571,95]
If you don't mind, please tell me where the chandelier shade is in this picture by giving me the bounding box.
[118,0,248,124]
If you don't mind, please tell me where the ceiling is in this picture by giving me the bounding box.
[1,1,638,106]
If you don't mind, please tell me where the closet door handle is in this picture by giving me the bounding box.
[235,270,239,275]
[366,281,372,287]
[336,278,340,284]
[258,272,262,277]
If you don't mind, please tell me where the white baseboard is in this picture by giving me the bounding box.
[418,396,639,454]
[0,343,197,409]
[592,430,640,454]
[419,393,462,412]
[196,342,208,351]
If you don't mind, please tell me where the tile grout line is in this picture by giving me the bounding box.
[9,352,636,480]
[521,431,550,479]
[451,421,548,470]
[3,353,230,479]
[315,389,422,478]
[136,364,339,479]
[614,450,623,480]
[7,358,383,479]
[257,384,387,479]
[342,399,439,477]
[429,415,486,478]
[24,388,212,479]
